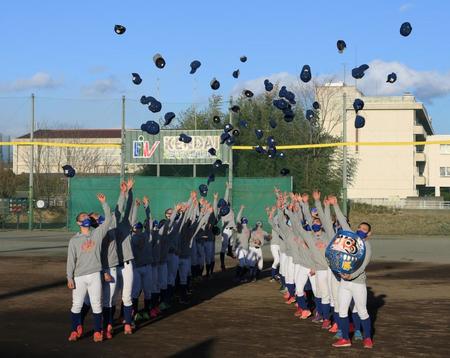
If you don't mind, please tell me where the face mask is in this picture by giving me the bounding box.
[312,224,322,232]
[356,230,368,239]
[241,218,248,225]
[80,218,91,228]
[304,224,311,231]
[97,216,105,224]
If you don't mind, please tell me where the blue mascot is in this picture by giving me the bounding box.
[325,230,366,275]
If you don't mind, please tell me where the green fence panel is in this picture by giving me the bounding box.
[69,176,292,231]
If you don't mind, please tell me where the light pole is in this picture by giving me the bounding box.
[228,96,233,205]
[120,95,126,181]
[342,92,348,216]
[28,93,35,230]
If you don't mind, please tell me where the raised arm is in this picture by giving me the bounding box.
[312,191,334,236]
[115,181,127,222]
[236,205,244,223]
[129,199,140,226]
[92,194,112,242]
[224,182,230,203]
[330,196,351,231]
[300,193,313,226]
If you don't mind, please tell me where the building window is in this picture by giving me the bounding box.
[440,145,450,154]
[440,167,450,177]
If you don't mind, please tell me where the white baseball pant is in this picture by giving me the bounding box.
[72,272,102,314]
[270,244,280,270]
[285,256,295,284]
[102,266,119,308]
[294,264,317,297]
[220,227,233,253]
[117,260,134,307]
[338,280,369,320]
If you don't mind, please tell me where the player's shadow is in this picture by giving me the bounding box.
[0,279,66,301]
[169,337,216,358]
[367,286,386,337]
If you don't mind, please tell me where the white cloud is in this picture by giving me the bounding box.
[88,65,108,74]
[0,72,63,92]
[81,76,121,96]
[357,60,450,102]
[399,3,413,12]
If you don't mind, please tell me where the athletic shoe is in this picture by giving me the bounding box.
[322,319,332,329]
[285,296,296,305]
[159,302,169,311]
[155,306,162,315]
[328,322,339,333]
[279,287,288,294]
[363,338,373,349]
[294,308,303,317]
[332,338,351,348]
[124,324,133,335]
[76,325,83,338]
[269,278,275,282]
[134,312,143,322]
[93,332,103,342]
[300,309,312,319]
[103,324,113,339]
[311,311,323,323]
[68,331,78,342]
[354,330,363,341]
[334,330,343,339]
[150,308,158,318]
[142,312,150,321]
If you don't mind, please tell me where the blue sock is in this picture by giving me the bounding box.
[352,312,362,331]
[123,305,133,324]
[102,307,112,326]
[296,295,307,309]
[271,267,277,279]
[322,303,331,320]
[71,312,81,331]
[80,303,90,325]
[304,279,312,291]
[340,316,350,339]
[314,297,322,317]
[280,275,286,287]
[93,313,102,333]
[287,283,295,297]
[361,317,372,339]
[333,312,340,327]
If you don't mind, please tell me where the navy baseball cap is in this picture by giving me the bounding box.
[213,159,223,169]
[179,133,192,143]
[114,24,126,35]
[132,73,142,85]
[264,79,274,92]
[213,115,221,124]
[273,99,289,111]
[313,101,320,110]
[283,108,295,122]
[300,65,312,83]
[207,174,215,185]
[232,129,240,137]
[269,118,277,129]
[208,147,217,156]
[142,120,160,135]
[153,53,166,69]
[140,95,151,105]
[306,109,315,121]
[337,40,346,53]
[355,115,365,129]
[255,145,266,154]
[243,90,254,98]
[230,105,240,113]
[232,69,240,79]
[224,123,234,132]
[210,78,220,90]
[220,132,231,144]
[62,165,76,178]
[189,60,201,74]
[164,112,176,126]
[386,73,397,83]
[400,22,412,37]
[280,168,290,176]
[238,119,249,128]
[353,98,364,112]
[351,64,369,79]
[255,129,264,140]
[240,55,247,63]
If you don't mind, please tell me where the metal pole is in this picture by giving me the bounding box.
[120,95,126,181]
[66,177,71,231]
[228,96,234,205]
[28,93,35,230]
[342,92,348,216]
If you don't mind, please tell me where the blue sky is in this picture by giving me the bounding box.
[1,0,450,137]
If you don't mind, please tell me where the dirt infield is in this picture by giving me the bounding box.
[0,254,449,358]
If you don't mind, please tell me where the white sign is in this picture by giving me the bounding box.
[163,136,220,160]
[36,200,45,209]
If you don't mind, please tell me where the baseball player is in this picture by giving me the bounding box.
[247,221,270,281]
[330,196,374,349]
[130,196,153,322]
[115,179,136,334]
[266,205,281,282]
[214,183,237,271]
[66,193,111,343]
[233,205,250,281]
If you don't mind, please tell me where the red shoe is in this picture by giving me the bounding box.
[76,324,83,338]
[93,332,103,342]
[300,309,312,319]
[332,338,351,348]
[155,306,162,315]
[150,308,158,318]
[285,296,296,304]
[124,324,133,335]
[294,308,303,317]
[104,324,113,340]
[68,331,78,342]
[283,291,290,300]
[363,338,373,349]
[328,322,339,333]
[349,323,355,333]
[322,319,332,329]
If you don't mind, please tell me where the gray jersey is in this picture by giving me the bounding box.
[348,240,372,284]
[67,202,112,279]
[250,228,269,248]
[115,190,135,264]
[235,223,250,250]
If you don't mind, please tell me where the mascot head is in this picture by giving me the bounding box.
[325,230,366,275]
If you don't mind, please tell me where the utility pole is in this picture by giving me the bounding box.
[228,96,233,205]
[28,93,35,230]
[342,92,348,216]
[120,95,126,181]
